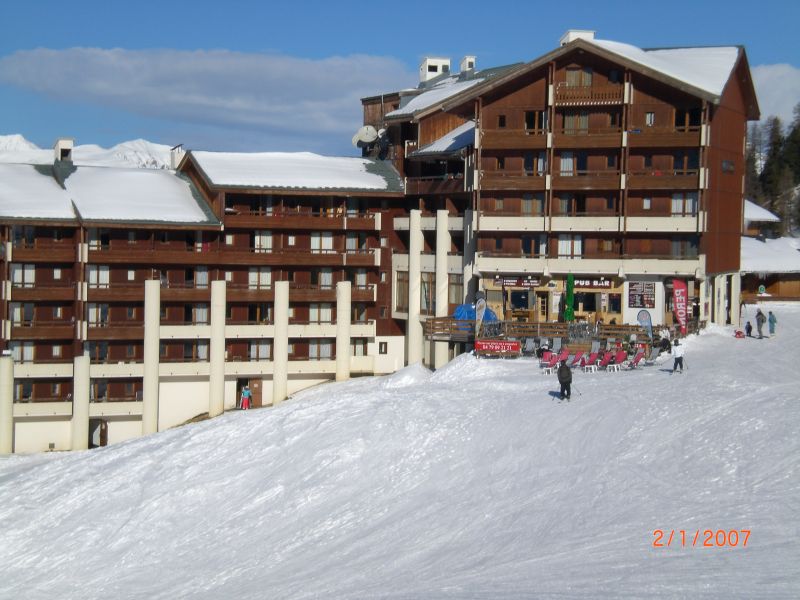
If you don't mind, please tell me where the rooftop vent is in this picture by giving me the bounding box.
[460,55,476,73]
[559,29,596,46]
[419,57,451,83]
[170,144,185,170]
[54,138,74,163]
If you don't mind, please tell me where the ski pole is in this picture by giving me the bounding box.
[572,384,582,397]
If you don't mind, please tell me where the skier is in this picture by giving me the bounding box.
[557,360,572,400]
[671,339,685,373]
[744,321,752,337]
[240,385,252,410]
[768,311,777,336]
[755,309,766,339]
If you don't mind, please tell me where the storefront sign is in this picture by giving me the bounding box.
[493,275,540,288]
[673,279,688,335]
[573,277,612,289]
[475,339,521,353]
[628,281,655,308]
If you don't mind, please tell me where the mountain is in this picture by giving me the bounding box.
[0,303,798,599]
[0,134,172,169]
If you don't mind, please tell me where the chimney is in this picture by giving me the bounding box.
[460,55,476,73]
[559,30,596,46]
[419,57,451,83]
[170,144,186,170]
[54,138,74,163]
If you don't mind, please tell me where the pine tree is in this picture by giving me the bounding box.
[745,122,764,203]
[759,117,786,213]
[782,103,800,185]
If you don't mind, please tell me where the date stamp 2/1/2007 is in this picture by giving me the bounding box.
[652,529,751,548]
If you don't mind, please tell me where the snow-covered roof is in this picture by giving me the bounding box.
[386,78,486,119]
[190,151,403,192]
[0,163,74,220]
[744,199,781,223]
[0,135,172,169]
[740,236,800,273]
[0,162,217,224]
[587,40,740,98]
[410,121,475,158]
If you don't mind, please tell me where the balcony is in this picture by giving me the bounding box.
[10,320,74,340]
[626,214,702,233]
[552,170,621,191]
[478,212,546,232]
[475,252,702,276]
[393,214,466,232]
[87,321,145,340]
[10,241,76,263]
[481,129,547,150]
[627,169,699,190]
[87,282,144,302]
[343,248,380,267]
[10,281,75,301]
[554,84,624,106]
[88,243,217,265]
[405,175,469,195]
[224,209,380,231]
[287,283,376,302]
[627,126,701,148]
[480,171,546,191]
[554,127,622,149]
[160,281,212,302]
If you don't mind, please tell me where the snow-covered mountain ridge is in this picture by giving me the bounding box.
[0,303,798,599]
[0,134,172,169]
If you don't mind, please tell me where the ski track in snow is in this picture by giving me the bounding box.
[1,304,799,599]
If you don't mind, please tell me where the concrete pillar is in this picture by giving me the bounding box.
[336,281,352,382]
[434,209,451,369]
[0,356,13,454]
[407,209,423,364]
[209,280,226,417]
[714,275,724,326]
[731,272,741,328]
[699,278,709,323]
[272,281,289,405]
[71,353,90,450]
[142,279,160,435]
[462,208,475,302]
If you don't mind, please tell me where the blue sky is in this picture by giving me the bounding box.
[1,0,798,155]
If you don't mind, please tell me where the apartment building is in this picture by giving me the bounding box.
[365,31,759,366]
[0,142,405,453]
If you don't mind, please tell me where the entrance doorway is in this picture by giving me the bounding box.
[536,292,549,322]
[88,418,108,448]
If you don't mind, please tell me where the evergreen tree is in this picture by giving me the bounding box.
[745,122,764,203]
[782,103,800,185]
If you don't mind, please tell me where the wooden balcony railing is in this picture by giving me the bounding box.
[404,175,468,195]
[555,84,624,105]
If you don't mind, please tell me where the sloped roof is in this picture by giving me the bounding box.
[744,199,781,222]
[189,151,403,193]
[740,236,800,274]
[409,121,475,158]
[0,162,218,225]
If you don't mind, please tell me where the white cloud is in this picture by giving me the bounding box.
[752,63,800,126]
[0,48,416,151]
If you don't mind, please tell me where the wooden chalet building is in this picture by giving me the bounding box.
[0,141,405,453]
[362,30,759,366]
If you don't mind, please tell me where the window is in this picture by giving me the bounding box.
[643,197,652,210]
[309,339,333,360]
[52,345,62,358]
[396,272,409,312]
[645,112,655,127]
[380,272,387,283]
[644,155,652,169]
[225,234,234,245]
[495,237,503,251]
[564,110,589,134]
[87,265,110,289]
[721,159,735,173]
[53,306,63,319]
[125,382,135,396]
[310,303,333,323]
[524,152,534,174]
[248,267,271,290]
[560,151,574,176]
[160,342,167,358]
[311,232,333,253]
[127,306,136,320]
[159,231,169,244]
[287,235,296,246]
[249,340,271,360]
[671,236,699,258]
[128,269,136,281]
[557,234,583,258]
[49,383,60,397]
[607,154,617,169]
[225,271,233,282]
[379,342,388,355]
[253,230,272,253]
[126,344,135,358]
[448,274,463,304]
[606,196,615,212]
[497,156,505,170]
[10,264,36,288]
[498,115,506,128]
[196,267,209,289]
[672,192,698,216]
[495,197,504,212]
[128,231,136,243]
[352,303,367,322]
[351,339,367,357]
[53,267,62,280]
[380,237,388,248]
[609,69,621,84]
[420,272,435,315]
[380,306,388,318]
[600,239,614,253]
[565,67,592,87]
[524,110,548,131]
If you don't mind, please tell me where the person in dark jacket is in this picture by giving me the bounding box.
[755,309,766,339]
[744,321,753,337]
[557,360,572,400]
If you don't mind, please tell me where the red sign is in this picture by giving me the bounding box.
[672,279,688,335]
[475,339,521,353]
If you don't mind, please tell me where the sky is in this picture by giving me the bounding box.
[1,303,798,598]
[1,0,799,155]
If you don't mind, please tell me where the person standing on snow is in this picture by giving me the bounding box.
[240,386,252,410]
[755,309,766,339]
[768,311,777,336]
[557,360,572,400]
[672,339,685,373]
[744,321,753,337]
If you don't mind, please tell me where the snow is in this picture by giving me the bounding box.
[744,199,781,222]
[0,134,172,169]
[385,78,485,118]
[411,120,475,157]
[741,236,800,273]
[66,167,212,223]
[589,40,740,98]
[0,163,74,219]
[1,303,799,599]
[191,151,392,190]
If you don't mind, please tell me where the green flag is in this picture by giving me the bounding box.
[564,273,575,321]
